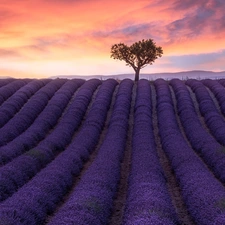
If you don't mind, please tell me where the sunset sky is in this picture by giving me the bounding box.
[0,0,225,78]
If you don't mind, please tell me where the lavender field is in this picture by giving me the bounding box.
[1,78,225,224]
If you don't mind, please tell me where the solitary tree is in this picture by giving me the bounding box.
[110,39,163,81]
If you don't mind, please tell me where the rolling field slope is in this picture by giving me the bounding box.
[1,78,225,224]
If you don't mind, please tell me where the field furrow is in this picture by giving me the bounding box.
[1,78,225,224]
[154,82,195,224]
[47,79,133,224]
[0,79,47,128]
[155,79,225,224]
[186,79,225,146]
[108,82,135,225]
[170,79,225,184]
[203,79,225,117]
[0,79,84,166]
[0,79,100,202]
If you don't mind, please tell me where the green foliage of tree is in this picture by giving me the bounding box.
[110,39,163,81]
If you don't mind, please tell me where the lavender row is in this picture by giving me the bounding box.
[0,79,117,225]
[0,78,15,88]
[170,79,225,183]
[186,79,225,145]
[123,79,178,225]
[202,79,225,117]
[218,79,225,87]
[0,79,29,106]
[0,79,48,128]
[155,79,225,224]
[0,79,100,202]
[48,79,132,225]
[0,79,85,166]
[0,79,66,146]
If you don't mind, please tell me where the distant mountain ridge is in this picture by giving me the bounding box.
[0,76,14,79]
[50,70,225,80]
[1,70,225,80]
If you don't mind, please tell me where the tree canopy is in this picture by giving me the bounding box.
[110,39,163,81]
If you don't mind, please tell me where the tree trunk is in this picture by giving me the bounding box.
[134,68,140,82]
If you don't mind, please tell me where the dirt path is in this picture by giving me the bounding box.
[45,83,118,224]
[108,83,136,225]
[151,82,195,225]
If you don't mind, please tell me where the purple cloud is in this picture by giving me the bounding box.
[168,8,213,36]
[92,23,163,44]
[166,0,225,41]
[172,0,225,11]
[24,35,70,53]
[168,50,225,69]
[172,0,203,10]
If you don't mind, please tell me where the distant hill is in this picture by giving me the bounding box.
[50,70,225,80]
[0,76,14,79]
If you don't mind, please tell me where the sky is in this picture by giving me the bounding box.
[0,0,225,78]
